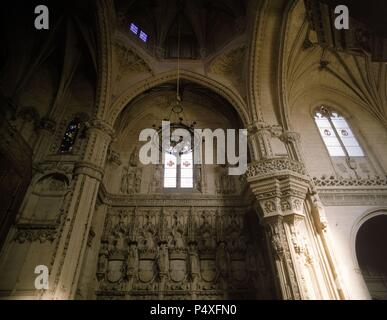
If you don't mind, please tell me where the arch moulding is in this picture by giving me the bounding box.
[106,70,250,127]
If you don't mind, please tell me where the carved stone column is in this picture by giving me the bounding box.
[246,157,311,299]
[247,122,275,160]
[41,119,114,300]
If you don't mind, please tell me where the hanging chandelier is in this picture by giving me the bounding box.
[152,8,197,156]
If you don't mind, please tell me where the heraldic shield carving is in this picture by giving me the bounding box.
[96,207,274,299]
[107,254,125,283]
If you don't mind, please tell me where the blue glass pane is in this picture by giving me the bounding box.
[130,23,138,34]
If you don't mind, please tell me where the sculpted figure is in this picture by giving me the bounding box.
[170,215,185,250]
[135,173,141,193]
[144,230,156,251]
[129,146,138,166]
[120,167,128,194]
[216,242,230,278]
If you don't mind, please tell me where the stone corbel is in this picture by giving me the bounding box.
[280,131,301,144]
[253,176,308,223]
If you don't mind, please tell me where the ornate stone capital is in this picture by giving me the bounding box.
[74,161,105,181]
[87,118,115,140]
[246,158,309,220]
[14,223,58,243]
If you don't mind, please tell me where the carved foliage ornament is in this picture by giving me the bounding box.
[246,158,306,178]
[313,176,387,187]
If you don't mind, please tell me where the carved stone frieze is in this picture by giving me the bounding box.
[312,176,387,187]
[246,157,307,178]
[312,175,387,206]
[319,192,387,206]
[14,223,58,243]
[96,206,273,299]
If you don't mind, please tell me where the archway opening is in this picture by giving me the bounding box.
[81,80,276,300]
[356,214,387,300]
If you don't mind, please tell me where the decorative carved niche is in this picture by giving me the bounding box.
[14,173,70,243]
[120,145,142,194]
[19,173,69,223]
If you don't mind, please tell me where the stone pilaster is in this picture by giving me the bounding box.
[246,157,311,299]
[41,119,114,300]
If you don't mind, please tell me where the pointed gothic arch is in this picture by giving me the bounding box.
[107,70,250,128]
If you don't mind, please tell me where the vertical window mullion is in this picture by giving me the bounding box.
[326,116,349,157]
[177,163,180,188]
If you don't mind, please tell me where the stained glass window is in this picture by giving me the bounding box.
[129,22,148,43]
[314,107,364,157]
[163,151,193,189]
[59,118,81,153]
[139,31,148,42]
[180,151,193,188]
[130,23,139,35]
[164,152,177,188]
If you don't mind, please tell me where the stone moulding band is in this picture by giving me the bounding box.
[246,157,307,178]
[312,176,387,187]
